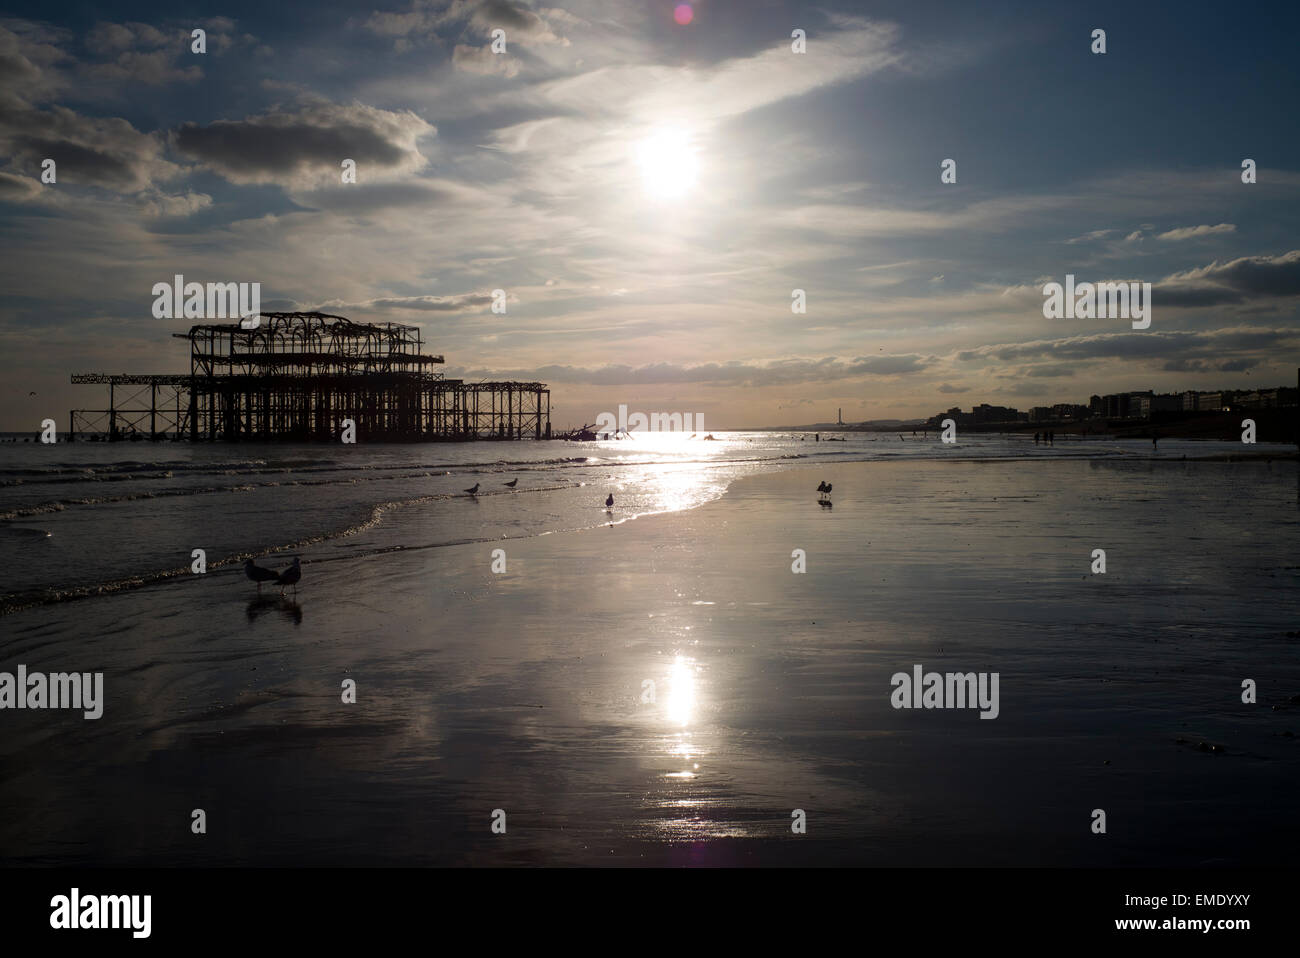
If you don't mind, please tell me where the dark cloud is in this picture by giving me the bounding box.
[449,354,935,386]
[1193,250,1300,296]
[1154,250,1300,307]
[173,103,433,188]
[0,22,69,107]
[1161,357,1262,373]
[1002,383,1051,396]
[959,327,1298,366]
[0,105,177,192]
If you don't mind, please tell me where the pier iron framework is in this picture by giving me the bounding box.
[69,312,550,442]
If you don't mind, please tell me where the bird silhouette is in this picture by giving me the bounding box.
[277,557,301,596]
[816,481,828,493]
[504,478,518,488]
[464,483,480,495]
[605,493,614,509]
[244,559,280,593]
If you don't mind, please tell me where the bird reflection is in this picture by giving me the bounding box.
[246,595,303,624]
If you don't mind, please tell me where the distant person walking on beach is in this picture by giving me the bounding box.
[1152,435,1158,451]
[1034,432,1039,445]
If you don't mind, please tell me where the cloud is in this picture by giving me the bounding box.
[1162,357,1261,373]
[1065,229,1122,245]
[452,43,520,77]
[1156,223,1236,241]
[1153,250,1300,307]
[0,170,42,200]
[290,179,478,213]
[447,354,935,386]
[937,382,969,394]
[0,21,70,107]
[315,292,497,312]
[365,0,568,48]
[533,17,901,131]
[172,102,434,189]
[136,189,212,217]
[957,326,1298,365]
[83,22,200,84]
[1167,250,1300,296]
[0,104,179,192]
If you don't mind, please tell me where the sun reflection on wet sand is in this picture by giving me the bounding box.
[665,654,696,727]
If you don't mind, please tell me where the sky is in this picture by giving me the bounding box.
[1,0,1298,430]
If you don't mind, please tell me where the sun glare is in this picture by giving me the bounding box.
[635,128,699,201]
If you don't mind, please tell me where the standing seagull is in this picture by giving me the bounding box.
[464,483,480,495]
[503,479,518,488]
[277,557,301,596]
[605,493,614,510]
[244,559,279,593]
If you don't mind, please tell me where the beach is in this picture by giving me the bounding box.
[2,449,1297,866]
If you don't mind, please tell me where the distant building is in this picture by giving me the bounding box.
[928,384,1293,429]
[971,403,1020,424]
[926,403,1021,428]
[1098,391,1151,419]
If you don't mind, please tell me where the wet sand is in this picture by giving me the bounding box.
[1,457,1297,866]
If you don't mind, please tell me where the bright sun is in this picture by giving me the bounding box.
[635,128,699,201]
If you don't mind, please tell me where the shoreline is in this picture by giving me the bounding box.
[1,447,1295,617]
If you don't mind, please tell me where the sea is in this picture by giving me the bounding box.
[1,431,1274,615]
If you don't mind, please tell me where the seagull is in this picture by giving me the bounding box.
[823,483,832,495]
[816,481,828,493]
[244,559,279,593]
[277,557,301,596]
[464,483,480,495]
[605,493,614,509]
[504,479,518,488]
